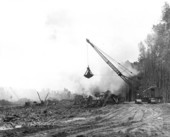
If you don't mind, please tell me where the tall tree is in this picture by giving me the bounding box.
[138,2,170,102]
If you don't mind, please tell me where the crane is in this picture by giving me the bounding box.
[86,39,134,101]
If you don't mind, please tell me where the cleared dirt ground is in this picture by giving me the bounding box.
[0,102,170,137]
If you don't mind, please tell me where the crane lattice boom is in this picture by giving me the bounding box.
[86,39,130,85]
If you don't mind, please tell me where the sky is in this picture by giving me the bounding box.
[0,0,168,94]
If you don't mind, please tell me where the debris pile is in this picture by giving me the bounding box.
[73,90,121,108]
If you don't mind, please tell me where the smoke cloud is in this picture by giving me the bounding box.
[0,59,139,102]
[68,60,139,97]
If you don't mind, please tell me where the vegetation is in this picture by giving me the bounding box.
[137,2,170,102]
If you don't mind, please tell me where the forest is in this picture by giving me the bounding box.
[137,2,170,102]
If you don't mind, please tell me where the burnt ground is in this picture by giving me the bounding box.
[0,101,170,137]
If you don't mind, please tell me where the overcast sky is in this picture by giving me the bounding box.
[0,0,167,92]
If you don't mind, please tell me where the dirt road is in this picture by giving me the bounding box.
[24,103,170,137]
[1,103,170,137]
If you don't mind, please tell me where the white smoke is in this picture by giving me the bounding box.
[69,60,139,96]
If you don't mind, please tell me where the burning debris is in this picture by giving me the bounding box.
[73,90,121,108]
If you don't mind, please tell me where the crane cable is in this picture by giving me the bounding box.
[95,45,134,77]
[85,42,134,78]
[86,43,89,67]
[84,43,94,78]
[85,43,108,77]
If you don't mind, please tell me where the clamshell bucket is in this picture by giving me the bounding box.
[84,66,94,78]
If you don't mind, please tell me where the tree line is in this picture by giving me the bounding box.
[137,2,170,102]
